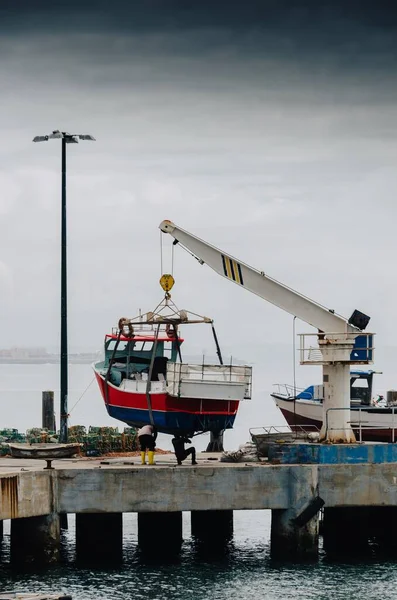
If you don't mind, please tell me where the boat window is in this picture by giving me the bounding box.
[352,379,368,389]
[106,340,128,352]
[164,342,173,359]
[351,377,370,405]
[133,342,154,352]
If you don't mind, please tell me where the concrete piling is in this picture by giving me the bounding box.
[270,466,321,559]
[11,513,60,564]
[76,513,123,563]
[322,508,371,555]
[138,511,182,555]
[191,510,233,544]
[60,513,68,530]
[370,507,397,551]
[271,508,319,559]
[323,506,397,555]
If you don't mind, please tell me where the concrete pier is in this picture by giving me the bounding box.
[191,510,233,544]
[138,511,182,554]
[76,513,123,563]
[11,513,60,564]
[2,450,397,563]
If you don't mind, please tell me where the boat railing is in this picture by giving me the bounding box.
[166,362,252,399]
[111,324,160,335]
[120,378,166,393]
[272,383,312,399]
[249,424,320,438]
[325,406,397,443]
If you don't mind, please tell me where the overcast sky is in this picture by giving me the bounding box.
[1,0,397,369]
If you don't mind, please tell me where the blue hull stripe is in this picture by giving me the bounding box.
[106,405,236,434]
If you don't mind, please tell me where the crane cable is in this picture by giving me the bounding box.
[160,230,163,277]
[160,230,175,277]
[145,323,161,426]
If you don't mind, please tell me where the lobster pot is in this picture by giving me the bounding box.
[387,390,397,406]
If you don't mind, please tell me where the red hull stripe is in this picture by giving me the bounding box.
[95,372,239,416]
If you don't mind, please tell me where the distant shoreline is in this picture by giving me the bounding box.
[0,357,99,365]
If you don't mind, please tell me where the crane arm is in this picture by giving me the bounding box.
[159,220,357,335]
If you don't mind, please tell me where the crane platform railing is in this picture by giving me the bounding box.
[299,332,375,365]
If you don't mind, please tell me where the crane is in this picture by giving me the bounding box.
[159,219,372,443]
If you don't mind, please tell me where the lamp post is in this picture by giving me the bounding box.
[33,131,95,442]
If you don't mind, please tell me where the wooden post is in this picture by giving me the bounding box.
[42,391,56,431]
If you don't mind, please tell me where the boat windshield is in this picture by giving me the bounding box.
[351,373,373,405]
[103,337,180,385]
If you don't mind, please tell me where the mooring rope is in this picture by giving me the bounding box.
[69,377,95,414]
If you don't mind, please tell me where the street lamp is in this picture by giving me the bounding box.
[33,130,96,442]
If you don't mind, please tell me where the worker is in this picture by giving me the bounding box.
[172,435,197,466]
[138,424,157,465]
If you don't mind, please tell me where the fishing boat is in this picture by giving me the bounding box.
[250,425,319,457]
[8,443,82,459]
[93,276,252,437]
[272,370,397,442]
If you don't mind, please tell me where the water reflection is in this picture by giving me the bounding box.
[1,512,397,600]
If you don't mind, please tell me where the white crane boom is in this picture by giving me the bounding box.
[159,220,356,335]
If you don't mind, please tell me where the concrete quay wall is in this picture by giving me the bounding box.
[1,462,397,520]
[0,471,57,520]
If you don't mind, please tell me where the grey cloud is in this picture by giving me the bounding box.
[1,0,397,75]
[0,2,396,356]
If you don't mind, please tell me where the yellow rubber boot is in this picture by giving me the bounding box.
[141,451,146,465]
[148,451,155,465]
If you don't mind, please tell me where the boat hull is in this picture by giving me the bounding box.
[273,395,397,443]
[95,371,239,435]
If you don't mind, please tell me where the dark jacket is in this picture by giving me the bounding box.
[172,436,191,458]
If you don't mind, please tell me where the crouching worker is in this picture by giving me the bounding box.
[172,435,197,466]
[138,424,157,465]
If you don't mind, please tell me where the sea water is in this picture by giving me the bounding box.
[1,512,397,599]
